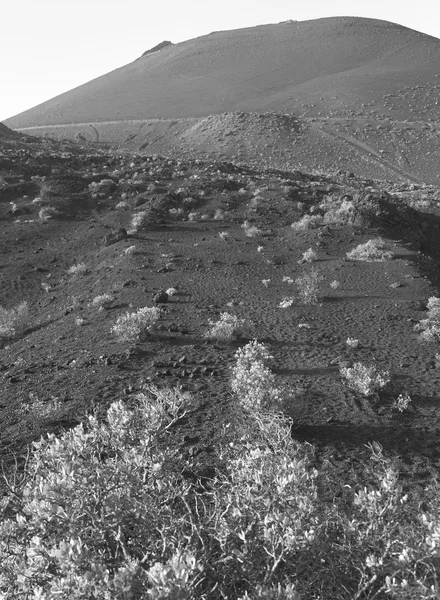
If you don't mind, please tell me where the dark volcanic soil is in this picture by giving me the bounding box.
[1,132,440,495]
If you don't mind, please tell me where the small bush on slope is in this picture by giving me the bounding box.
[38,206,59,221]
[415,296,440,343]
[112,306,161,342]
[127,211,149,234]
[295,267,322,304]
[291,214,323,230]
[205,312,249,341]
[89,294,113,310]
[241,220,262,237]
[298,247,317,264]
[231,340,281,411]
[340,362,390,396]
[321,197,355,225]
[67,262,89,276]
[0,301,29,340]
[347,238,393,261]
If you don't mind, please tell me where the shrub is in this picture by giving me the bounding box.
[89,294,113,310]
[295,268,322,304]
[298,248,317,263]
[0,301,29,340]
[0,390,192,599]
[39,206,59,221]
[112,306,161,342]
[241,220,262,237]
[169,207,185,218]
[231,340,281,411]
[395,392,412,412]
[67,262,88,276]
[340,362,390,396]
[205,312,249,341]
[346,238,393,261]
[279,297,294,308]
[415,296,440,343]
[128,211,149,234]
[427,296,440,315]
[165,287,178,296]
[346,337,360,349]
[291,214,323,230]
[19,392,64,433]
[321,197,355,225]
[115,201,129,210]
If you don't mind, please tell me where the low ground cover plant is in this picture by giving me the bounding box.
[205,312,249,341]
[340,362,390,396]
[0,301,29,340]
[347,238,393,261]
[112,306,161,342]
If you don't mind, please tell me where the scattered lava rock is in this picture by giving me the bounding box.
[153,290,169,304]
[103,227,128,246]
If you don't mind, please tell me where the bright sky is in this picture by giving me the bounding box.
[1,0,438,121]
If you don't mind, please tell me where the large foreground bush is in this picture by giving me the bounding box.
[2,385,440,599]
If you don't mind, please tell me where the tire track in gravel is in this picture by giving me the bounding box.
[316,124,420,183]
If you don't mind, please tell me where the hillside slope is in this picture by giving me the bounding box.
[5,17,440,127]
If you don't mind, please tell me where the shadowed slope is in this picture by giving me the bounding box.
[5,17,440,127]
[0,123,23,139]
